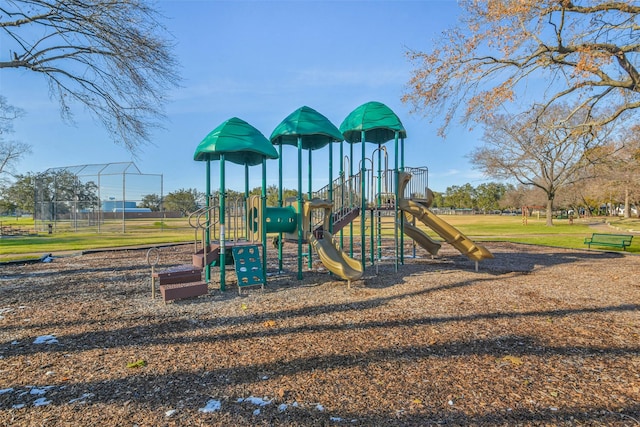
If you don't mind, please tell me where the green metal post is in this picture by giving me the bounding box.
[400,136,405,265]
[370,205,374,264]
[278,144,283,272]
[361,130,366,270]
[339,140,344,249]
[328,141,333,234]
[261,158,268,277]
[401,137,405,171]
[394,132,401,269]
[377,145,382,259]
[205,160,211,283]
[219,155,226,291]
[245,164,249,240]
[245,164,249,196]
[297,136,303,280]
[349,141,354,257]
[308,149,313,270]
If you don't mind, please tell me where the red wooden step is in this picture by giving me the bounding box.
[153,265,201,285]
[160,281,208,302]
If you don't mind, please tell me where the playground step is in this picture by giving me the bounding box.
[192,244,220,269]
[153,265,201,285]
[160,281,208,302]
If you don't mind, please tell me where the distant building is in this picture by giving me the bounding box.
[102,200,151,213]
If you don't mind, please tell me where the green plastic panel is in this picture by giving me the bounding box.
[232,245,265,288]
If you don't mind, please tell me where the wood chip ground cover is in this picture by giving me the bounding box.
[0,242,638,426]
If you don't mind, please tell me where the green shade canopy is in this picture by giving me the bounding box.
[194,117,278,166]
[270,106,343,150]
[340,101,407,144]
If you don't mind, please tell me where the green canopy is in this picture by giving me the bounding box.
[340,101,407,144]
[194,117,278,166]
[270,106,343,150]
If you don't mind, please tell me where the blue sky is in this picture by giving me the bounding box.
[3,0,490,196]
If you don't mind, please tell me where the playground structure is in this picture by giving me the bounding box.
[152,102,493,300]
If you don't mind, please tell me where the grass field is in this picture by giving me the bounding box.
[1,214,639,262]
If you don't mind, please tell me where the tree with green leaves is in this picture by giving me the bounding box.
[0,0,180,152]
[140,194,162,212]
[249,185,298,207]
[474,182,510,213]
[1,174,35,214]
[443,183,475,210]
[164,188,202,216]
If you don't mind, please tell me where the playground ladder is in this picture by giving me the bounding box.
[372,193,400,274]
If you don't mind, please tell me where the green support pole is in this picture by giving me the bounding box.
[205,160,211,283]
[261,158,268,278]
[245,164,249,196]
[308,149,313,270]
[394,132,401,269]
[349,141,354,257]
[278,144,283,273]
[219,155,226,291]
[328,141,333,234]
[370,206,374,264]
[339,140,344,249]
[377,145,382,259]
[401,137,405,171]
[401,136,405,265]
[361,130,366,270]
[297,136,303,280]
[245,164,249,240]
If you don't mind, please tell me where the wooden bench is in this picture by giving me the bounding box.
[583,233,633,251]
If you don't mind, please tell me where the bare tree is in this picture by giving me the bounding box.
[0,95,31,182]
[0,0,180,152]
[589,125,640,217]
[470,105,611,225]
[404,1,640,137]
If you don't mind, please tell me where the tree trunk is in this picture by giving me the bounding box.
[624,186,630,219]
[546,196,554,226]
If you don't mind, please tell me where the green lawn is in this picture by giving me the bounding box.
[1,214,638,262]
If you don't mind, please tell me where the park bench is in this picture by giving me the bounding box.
[583,233,633,251]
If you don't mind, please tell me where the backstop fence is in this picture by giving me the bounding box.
[34,162,165,233]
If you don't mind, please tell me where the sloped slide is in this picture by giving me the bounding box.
[401,214,441,256]
[400,198,493,261]
[309,231,363,284]
[398,172,493,262]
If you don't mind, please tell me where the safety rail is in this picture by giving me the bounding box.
[188,198,250,253]
[188,205,218,253]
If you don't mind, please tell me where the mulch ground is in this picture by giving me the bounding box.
[0,241,639,426]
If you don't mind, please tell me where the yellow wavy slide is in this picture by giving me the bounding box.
[401,213,442,256]
[398,172,493,262]
[305,198,363,285]
[309,231,363,285]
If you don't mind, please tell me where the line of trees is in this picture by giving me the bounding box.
[140,185,299,216]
